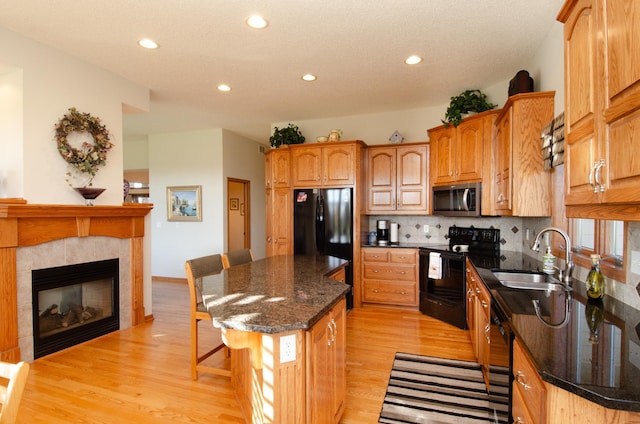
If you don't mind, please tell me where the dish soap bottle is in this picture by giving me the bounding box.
[586,254,605,299]
[542,246,556,274]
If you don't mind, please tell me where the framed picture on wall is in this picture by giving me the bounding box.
[229,198,239,210]
[167,185,202,222]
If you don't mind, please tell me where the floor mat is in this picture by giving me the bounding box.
[379,352,510,424]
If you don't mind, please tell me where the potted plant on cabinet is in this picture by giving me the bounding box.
[269,123,306,148]
[441,89,497,128]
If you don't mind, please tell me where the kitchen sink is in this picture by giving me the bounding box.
[492,271,571,292]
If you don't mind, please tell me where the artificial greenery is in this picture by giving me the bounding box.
[55,107,113,187]
[269,123,305,148]
[442,89,497,128]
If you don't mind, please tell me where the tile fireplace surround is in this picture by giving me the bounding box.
[0,199,153,362]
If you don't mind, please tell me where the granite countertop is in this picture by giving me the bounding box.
[475,251,640,412]
[200,254,350,334]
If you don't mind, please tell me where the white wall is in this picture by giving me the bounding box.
[0,66,23,198]
[148,129,225,278]
[0,27,149,204]
[123,135,149,170]
[222,129,267,259]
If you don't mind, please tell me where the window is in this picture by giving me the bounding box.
[569,218,625,282]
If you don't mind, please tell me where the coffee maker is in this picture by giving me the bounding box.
[376,220,389,246]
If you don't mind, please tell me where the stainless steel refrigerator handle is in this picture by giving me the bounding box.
[462,188,470,211]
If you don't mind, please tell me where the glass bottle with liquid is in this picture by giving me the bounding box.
[586,254,605,299]
[585,298,605,344]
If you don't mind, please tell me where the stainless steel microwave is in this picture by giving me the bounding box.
[432,183,481,216]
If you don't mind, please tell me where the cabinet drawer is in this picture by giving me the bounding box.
[363,264,416,281]
[513,339,546,424]
[512,380,537,424]
[363,281,417,305]
[389,250,416,264]
[362,250,389,263]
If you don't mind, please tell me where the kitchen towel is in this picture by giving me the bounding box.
[428,252,442,280]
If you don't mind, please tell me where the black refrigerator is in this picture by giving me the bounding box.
[294,187,354,309]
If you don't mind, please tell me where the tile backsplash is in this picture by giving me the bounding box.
[368,215,640,311]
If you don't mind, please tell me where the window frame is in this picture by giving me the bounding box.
[567,219,626,283]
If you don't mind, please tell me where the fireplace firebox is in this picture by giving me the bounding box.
[32,259,120,358]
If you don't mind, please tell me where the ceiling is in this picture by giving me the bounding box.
[0,0,564,143]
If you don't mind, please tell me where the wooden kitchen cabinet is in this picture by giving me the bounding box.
[291,142,357,187]
[512,338,546,424]
[466,260,490,387]
[361,247,418,307]
[428,110,498,186]
[265,148,292,257]
[493,92,554,216]
[559,0,640,212]
[366,143,429,214]
[306,297,346,424]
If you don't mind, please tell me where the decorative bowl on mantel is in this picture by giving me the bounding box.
[74,187,106,206]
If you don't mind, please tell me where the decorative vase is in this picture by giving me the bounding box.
[328,129,342,142]
[74,187,106,206]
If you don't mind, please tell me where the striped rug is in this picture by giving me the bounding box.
[379,353,510,424]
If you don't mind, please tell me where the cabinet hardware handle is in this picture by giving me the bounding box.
[398,271,407,275]
[595,159,606,192]
[514,417,525,423]
[266,236,271,242]
[372,269,379,273]
[400,290,406,295]
[515,371,531,390]
[372,289,379,293]
[481,300,488,309]
[589,161,598,192]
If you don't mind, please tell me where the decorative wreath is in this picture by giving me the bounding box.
[55,107,113,186]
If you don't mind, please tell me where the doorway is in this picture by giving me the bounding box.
[227,178,250,251]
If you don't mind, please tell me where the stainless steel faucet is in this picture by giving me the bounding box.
[530,227,574,285]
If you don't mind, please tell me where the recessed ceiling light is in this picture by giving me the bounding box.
[405,55,423,65]
[301,74,317,81]
[246,15,268,29]
[138,38,159,49]
[217,84,232,92]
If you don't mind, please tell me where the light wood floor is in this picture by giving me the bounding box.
[18,281,474,423]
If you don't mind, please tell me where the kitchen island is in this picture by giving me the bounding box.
[200,254,350,424]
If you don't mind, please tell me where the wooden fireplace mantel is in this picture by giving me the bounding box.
[0,199,153,362]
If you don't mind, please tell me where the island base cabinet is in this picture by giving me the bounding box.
[225,328,306,424]
[306,297,346,424]
[222,298,346,424]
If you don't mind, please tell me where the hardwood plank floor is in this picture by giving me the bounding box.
[18,281,473,423]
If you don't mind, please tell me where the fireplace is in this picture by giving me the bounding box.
[32,259,120,359]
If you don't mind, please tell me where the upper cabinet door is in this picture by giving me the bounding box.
[600,0,640,203]
[290,143,357,187]
[291,146,323,187]
[427,111,496,187]
[366,147,397,211]
[561,0,600,205]
[429,127,455,185]
[323,144,356,186]
[456,118,485,182]
[365,144,428,214]
[560,0,640,208]
[396,145,428,211]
